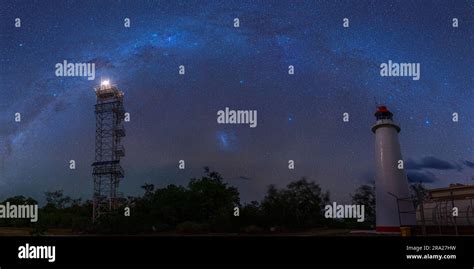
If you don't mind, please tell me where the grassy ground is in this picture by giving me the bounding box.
[0,227,74,236]
[0,227,360,236]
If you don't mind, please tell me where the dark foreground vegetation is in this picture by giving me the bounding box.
[0,168,426,235]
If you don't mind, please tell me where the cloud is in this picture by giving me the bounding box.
[407,171,437,183]
[463,160,474,169]
[405,156,461,171]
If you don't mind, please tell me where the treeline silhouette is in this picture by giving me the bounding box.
[0,168,427,235]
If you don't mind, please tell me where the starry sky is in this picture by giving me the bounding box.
[0,0,473,204]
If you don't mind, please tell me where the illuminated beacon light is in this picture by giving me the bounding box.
[101,80,110,87]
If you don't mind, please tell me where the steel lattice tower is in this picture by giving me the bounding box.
[92,81,126,222]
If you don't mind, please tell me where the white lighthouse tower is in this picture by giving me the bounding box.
[372,105,415,233]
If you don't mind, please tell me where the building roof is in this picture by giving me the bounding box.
[428,184,474,200]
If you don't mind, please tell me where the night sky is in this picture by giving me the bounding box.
[1,0,473,204]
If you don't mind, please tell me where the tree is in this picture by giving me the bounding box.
[351,184,375,226]
[141,183,155,198]
[122,168,241,233]
[187,168,240,231]
[0,196,37,227]
[410,182,428,209]
[2,195,37,205]
[260,178,329,229]
[44,190,71,209]
[240,201,262,228]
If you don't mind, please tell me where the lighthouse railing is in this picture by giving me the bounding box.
[388,192,418,233]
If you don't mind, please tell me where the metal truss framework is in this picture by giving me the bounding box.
[92,84,125,222]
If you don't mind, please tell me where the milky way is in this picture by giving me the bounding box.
[1,1,473,203]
